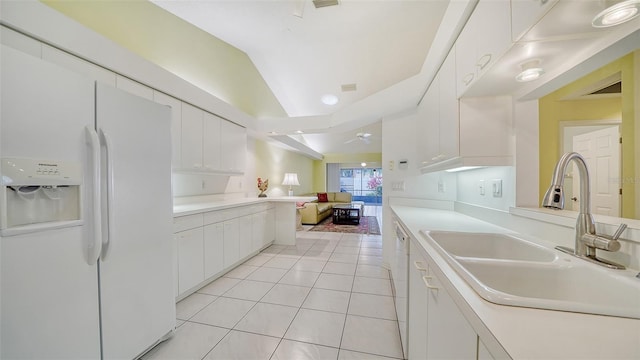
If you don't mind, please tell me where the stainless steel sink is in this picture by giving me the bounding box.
[420,230,640,319]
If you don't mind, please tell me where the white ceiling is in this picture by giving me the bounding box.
[150,0,452,154]
[152,0,448,118]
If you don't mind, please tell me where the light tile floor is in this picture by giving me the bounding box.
[144,214,404,360]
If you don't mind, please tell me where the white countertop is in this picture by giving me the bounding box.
[173,196,316,217]
[391,205,640,359]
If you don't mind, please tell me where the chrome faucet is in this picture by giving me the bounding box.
[542,152,627,269]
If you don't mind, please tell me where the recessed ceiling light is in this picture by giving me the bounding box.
[295,130,304,134]
[592,0,640,28]
[515,59,544,82]
[361,162,367,167]
[321,94,339,105]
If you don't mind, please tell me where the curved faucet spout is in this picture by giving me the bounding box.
[542,152,591,214]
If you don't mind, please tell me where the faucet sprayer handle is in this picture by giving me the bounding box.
[611,223,627,240]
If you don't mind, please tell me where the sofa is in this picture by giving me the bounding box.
[299,192,353,225]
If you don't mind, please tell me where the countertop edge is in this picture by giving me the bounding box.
[173,196,317,217]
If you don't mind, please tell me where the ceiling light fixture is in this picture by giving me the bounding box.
[321,94,339,105]
[592,0,640,27]
[361,162,367,167]
[295,130,304,134]
[515,59,545,82]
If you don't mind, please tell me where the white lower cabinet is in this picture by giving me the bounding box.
[238,215,253,263]
[173,204,275,299]
[408,239,478,360]
[223,218,240,269]
[177,227,204,295]
[203,223,224,279]
[251,212,266,253]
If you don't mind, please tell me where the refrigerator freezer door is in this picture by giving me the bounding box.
[95,83,175,359]
[1,45,100,358]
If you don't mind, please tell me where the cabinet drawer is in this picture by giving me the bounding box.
[173,214,203,233]
[203,210,224,225]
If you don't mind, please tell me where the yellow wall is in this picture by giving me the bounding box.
[539,52,635,219]
[42,0,286,118]
[254,140,315,197]
[313,153,383,192]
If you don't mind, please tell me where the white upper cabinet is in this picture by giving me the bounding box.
[436,49,459,161]
[203,113,222,172]
[220,120,247,174]
[511,0,559,42]
[455,0,511,97]
[181,103,204,171]
[458,96,512,160]
[153,91,182,169]
[178,103,245,174]
[417,49,460,168]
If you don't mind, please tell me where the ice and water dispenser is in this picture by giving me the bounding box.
[1,157,82,235]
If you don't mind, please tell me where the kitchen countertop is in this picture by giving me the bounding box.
[391,205,640,359]
[173,196,316,217]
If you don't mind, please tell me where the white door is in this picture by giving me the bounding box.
[1,45,101,359]
[572,126,620,216]
[96,83,175,359]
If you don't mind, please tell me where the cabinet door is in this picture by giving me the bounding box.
[177,227,204,294]
[252,212,267,252]
[154,92,182,169]
[203,112,222,171]
[181,103,203,170]
[223,218,240,268]
[265,209,276,246]
[454,14,478,96]
[438,49,459,160]
[239,215,253,260]
[408,242,429,360]
[417,80,440,167]
[426,270,477,360]
[204,223,224,279]
[221,120,246,173]
[474,0,511,80]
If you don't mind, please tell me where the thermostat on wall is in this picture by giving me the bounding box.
[398,159,408,170]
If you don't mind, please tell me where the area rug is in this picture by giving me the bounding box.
[309,216,381,235]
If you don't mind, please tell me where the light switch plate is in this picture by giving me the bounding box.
[479,180,485,196]
[492,179,502,197]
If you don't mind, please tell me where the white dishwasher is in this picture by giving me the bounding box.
[392,220,409,359]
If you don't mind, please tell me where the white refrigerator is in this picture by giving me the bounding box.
[0,45,175,359]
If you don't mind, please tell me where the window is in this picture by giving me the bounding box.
[339,167,382,204]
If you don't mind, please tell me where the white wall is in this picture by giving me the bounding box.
[455,167,515,212]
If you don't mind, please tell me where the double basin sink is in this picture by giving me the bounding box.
[420,230,640,319]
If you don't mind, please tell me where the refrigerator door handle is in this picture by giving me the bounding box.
[84,126,102,265]
[99,128,115,261]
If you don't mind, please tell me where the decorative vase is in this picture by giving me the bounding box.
[257,177,269,198]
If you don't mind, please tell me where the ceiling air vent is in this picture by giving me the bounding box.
[341,83,357,92]
[313,0,339,9]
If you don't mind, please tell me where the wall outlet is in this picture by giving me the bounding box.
[391,181,405,191]
[437,178,446,193]
[492,179,502,197]
[479,180,485,196]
